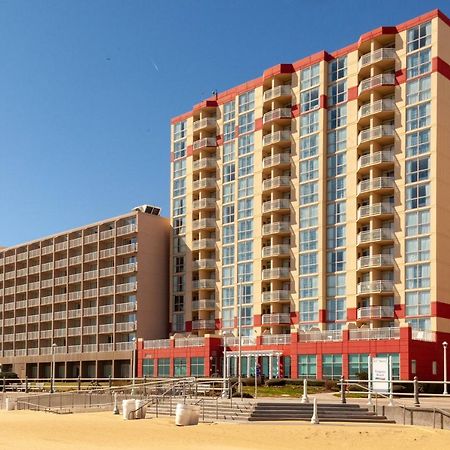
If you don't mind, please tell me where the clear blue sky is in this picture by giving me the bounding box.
[0,0,448,246]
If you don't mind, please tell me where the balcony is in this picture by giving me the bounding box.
[412,329,436,342]
[357,177,394,195]
[68,345,82,353]
[84,252,97,263]
[298,330,343,342]
[262,267,290,280]
[69,255,82,265]
[349,326,400,341]
[98,324,114,333]
[192,259,215,270]
[143,339,171,349]
[192,157,216,171]
[68,327,82,336]
[262,152,290,169]
[261,334,291,345]
[174,337,205,348]
[261,290,290,303]
[358,125,395,145]
[84,234,98,244]
[83,344,97,353]
[192,178,216,191]
[262,199,290,214]
[192,218,216,231]
[116,342,135,351]
[193,117,216,132]
[116,282,137,294]
[99,267,114,278]
[116,263,137,275]
[68,309,82,318]
[263,108,291,124]
[263,130,291,147]
[192,299,216,310]
[357,151,394,170]
[358,99,395,121]
[117,243,137,255]
[357,306,395,320]
[192,198,216,210]
[99,343,115,352]
[262,222,290,236]
[358,48,396,70]
[192,279,215,290]
[262,244,290,258]
[69,273,83,283]
[223,336,256,346]
[357,280,394,294]
[100,248,115,259]
[357,202,394,220]
[192,239,215,251]
[68,291,82,301]
[263,85,292,102]
[262,313,290,325]
[116,321,137,332]
[357,228,394,245]
[99,285,114,296]
[116,302,136,313]
[358,73,395,96]
[83,326,97,335]
[262,176,290,191]
[191,319,215,330]
[117,224,137,236]
[193,137,216,151]
[357,254,394,270]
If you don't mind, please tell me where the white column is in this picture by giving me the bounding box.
[269,355,273,380]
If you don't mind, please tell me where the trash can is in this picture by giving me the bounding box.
[5,398,16,411]
[175,403,191,426]
[135,399,147,419]
[122,399,136,420]
[189,405,200,425]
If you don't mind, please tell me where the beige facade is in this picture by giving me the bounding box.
[0,207,169,378]
[170,11,450,344]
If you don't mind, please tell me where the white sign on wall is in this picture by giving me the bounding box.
[372,357,389,392]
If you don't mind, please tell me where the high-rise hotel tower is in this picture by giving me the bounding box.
[157,9,450,380]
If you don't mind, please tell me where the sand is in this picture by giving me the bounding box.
[0,411,449,450]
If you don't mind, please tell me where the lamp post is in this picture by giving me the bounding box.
[237,277,243,399]
[443,341,448,395]
[221,331,233,398]
[51,343,56,393]
[131,337,136,392]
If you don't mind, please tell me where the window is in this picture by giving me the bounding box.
[328,80,347,105]
[223,163,235,182]
[173,275,185,293]
[406,209,430,236]
[406,263,430,289]
[300,252,318,274]
[406,236,430,262]
[327,202,346,225]
[377,353,400,379]
[322,354,342,380]
[142,358,154,377]
[327,298,346,322]
[238,111,254,134]
[301,64,320,89]
[237,219,253,240]
[298,355,317,379]
[238,90,255,113]
[407,22,432,53]
[406,157,430,184]
[327,274,346,297]
[300,228,318,251]
[222,183,234,204]
[238,176,253,198]
[174,256,184,273]
[237,240,253,261]
[223,101,235,122]
[300,111,319,135]
[327,177,346,200]
[172,313,185,332]
[240,305,253,326]
[223,224,234,244]
[173,120,187,140]
[406,183,430,209]
[222,246,234,265]
[327,225,346,248]
[172,198,186,216]
[407,48,432,78]
[173,217,186,235]
[223,122,235,142]
[300,158,319,182]
[173,178,186,197]
[157,358,170,377]
[328,104,347,129]
[328,56,347,81]
[238,134,254,155]
[190,357,205,377]
[301,87,319,112]
[300,134,319,159]
[222,266,234,286]
[240,284,253,305]
[406,129,430,157]
[222,307,234,328]
[299,276,318,299]
[327,129,346,154]
[406,75,431,104]
[173,140,186,159]
[406,290,431,316]
[406,102,431,131]
[237,262,253,282]
[406,317,431,330]
[300,205,318,228]
[300,181,319,205]
[238,198,253,219]
[238,154,254,176]
[300,299,318,322]
[222,205,235,224]
[173,159,186,178]
[174,295,184,312]
[348,354,369,378]
[327,250,346,272]
[222,287,234,307]
[174,358,187,377]
[223,142,235,163]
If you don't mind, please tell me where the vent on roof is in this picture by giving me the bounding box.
[133,205,161,216]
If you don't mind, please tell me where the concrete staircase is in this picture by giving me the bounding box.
[249,402,395,423]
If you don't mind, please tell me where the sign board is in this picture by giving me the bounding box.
[372,357,389,392]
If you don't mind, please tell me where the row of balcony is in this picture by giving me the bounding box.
[262,199,290,214]
[262,176,290,191]
[262,244,290,258]
[357,202,394,220]
[358,73,395,96]
[192,198,216,210]
[358,124,395,145]
[262,222,290,236]
[357,254,394,270]
[262,152,291,169]
[357,176,394,195]
[357,150,394,170]
[357,280,394,294]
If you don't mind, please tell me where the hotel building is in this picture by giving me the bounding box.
[0,206,169,379]
[137,9,450,381]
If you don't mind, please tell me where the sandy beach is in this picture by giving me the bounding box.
[0,411,449,450]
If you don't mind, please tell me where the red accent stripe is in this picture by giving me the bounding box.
[395,68,407,85]
[254,118,263,131]
[347,86,358,101]
[319,94,327,109]
[433,56,450,80]
[394,304,405,319]
[291,104,299,118]
[216,135,223,146]
[263,64,295,79]
[186,145,193,157]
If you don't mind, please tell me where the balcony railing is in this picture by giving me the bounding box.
[262,268,290,280]
[174,337,205,348]
[223,336,256,346]
[412,329,436,342]
[191,319,215,330]
[263,108,291,124]
[192,158,216,171]
[116,302,136,313]
[262,244,290,258]
[358,150,394,170]
[261,313,290,325]
[116,282,137,294]
[261,334,291,345]
[298,330,343,342]
[192,239,216,251]
[117,224,137,236]
[192,299,216,310]
[193,117,216,131]
[358,73,395,95]
[262,176,290,191]
[357,280,394,294]
[116,342,135,351]
[263,130,291,147]
[357,228,394,244]
[262,199,290,213]
[117,243,137,255]
[192,198,216,210]
[357,306,395,320]
[357,202,394,219]
[192,259,215,270]
[116,263,137,275]
[349,326,400,340]
[358,99,395,120]
[116,321,137,332]
[262,221,290,236]
[357,254,394,270]
[192,218,216,230]
[357,177,394,195]
[143,339,171,349]
[358,125,395,145]
[192,178,216,191]
[261,290,290,303]
[192,279,215,290]
[192,137,216,151]
[263,85,292,102]
[262,152,290,169]
[358,48,396,69]
[99,343,115,352]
